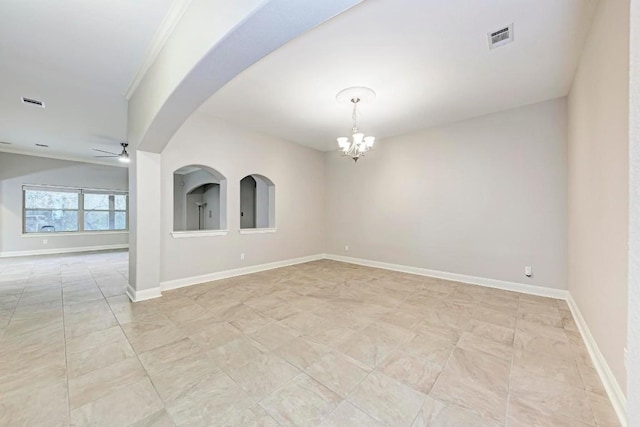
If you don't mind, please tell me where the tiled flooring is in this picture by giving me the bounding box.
[0,250,621,427]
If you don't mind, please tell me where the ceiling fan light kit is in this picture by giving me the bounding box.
[336,86,376,162]
[119,149,130,163]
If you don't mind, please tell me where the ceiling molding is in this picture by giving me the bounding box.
[0,146,128,168]
[124,0,193,100]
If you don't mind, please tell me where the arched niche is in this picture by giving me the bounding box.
[174,165,227,231]
[240,174,275,229]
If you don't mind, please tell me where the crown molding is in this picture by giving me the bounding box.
[124,0,193,100]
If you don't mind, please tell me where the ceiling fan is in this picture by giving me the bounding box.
[93,142,130,163]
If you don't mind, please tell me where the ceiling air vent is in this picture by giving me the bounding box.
[21,97,45,108]
[488,24,514,50]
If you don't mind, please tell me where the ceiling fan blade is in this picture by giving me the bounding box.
[94,155,119,158]
[93,148,118,155]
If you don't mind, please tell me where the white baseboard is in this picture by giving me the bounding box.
[0,239,625,425]
[126,285,162,302]
[161,253,565,298]
[160,254,325,291]
[325,253,568,299]
[156,250,626,427]
[326,253,625,426]
[567,294,627,426]
[0,244,129,258]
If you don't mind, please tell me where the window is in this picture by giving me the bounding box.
[23,186,128,233]
[83,193,128,231]
[24,188,79,233]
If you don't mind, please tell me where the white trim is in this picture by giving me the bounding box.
[567,294,628,426]
[22,183,128,193]
[22,231,129,238]
[171,230,228,238]
[124,0,193,99]
[160,254,323,291]
[155,249,626,427]
[239,228,277,235]
[126,285,162,302]
[160,252,566,297]
[0,244,128,258]
[324,253,625,426]
[325,254,568,299]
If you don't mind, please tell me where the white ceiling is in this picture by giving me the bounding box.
[199,0,597,151]
[0,0,597,162]
[0,0,174,163]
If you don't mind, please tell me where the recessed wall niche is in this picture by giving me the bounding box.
[240,174,275,229]
[173,165,227,231]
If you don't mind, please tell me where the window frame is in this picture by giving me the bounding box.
[22,185,129,234]
[82,191,128,232]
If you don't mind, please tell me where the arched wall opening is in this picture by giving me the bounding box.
[240,174,275,229]
[173,165,227,231]
[125,0,362,300]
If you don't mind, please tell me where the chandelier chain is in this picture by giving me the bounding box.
[335,87,375,162]
[351,98,359,132]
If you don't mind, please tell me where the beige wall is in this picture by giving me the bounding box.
[326,98,568,289]
[627,0,640,418]
[160,113,326,283]
[568,0,629,393]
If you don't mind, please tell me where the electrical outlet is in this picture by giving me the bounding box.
[345,245,349,252]
[525,266,532,277]
[42,239,48,245]
[240,253,245,261]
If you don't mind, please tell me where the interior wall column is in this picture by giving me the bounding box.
[124,0,363,302]
[127,149,162,301]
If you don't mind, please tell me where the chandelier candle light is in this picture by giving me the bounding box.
[336,86,376,162]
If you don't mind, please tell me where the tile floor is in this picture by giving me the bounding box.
[0,250,621,427]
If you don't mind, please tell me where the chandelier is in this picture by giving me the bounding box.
[336,87,376,162]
